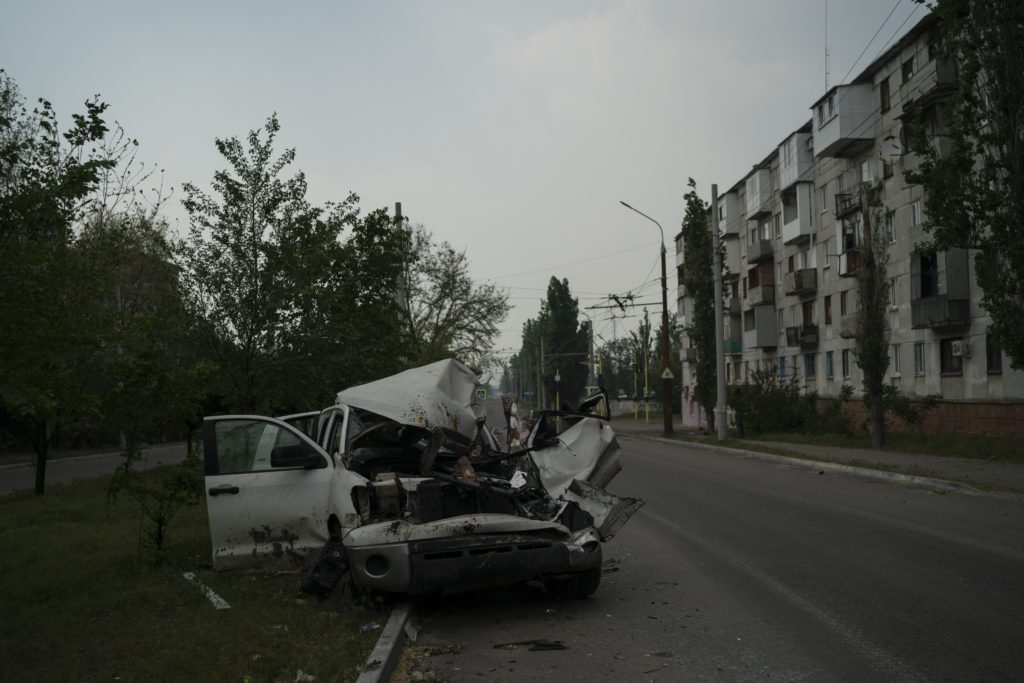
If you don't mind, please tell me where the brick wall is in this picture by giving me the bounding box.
[822,399,1024,437]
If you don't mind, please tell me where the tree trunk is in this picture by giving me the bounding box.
[33,418,51,495]
[869,391,886,448]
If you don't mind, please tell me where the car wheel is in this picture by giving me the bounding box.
[544,567,601,599]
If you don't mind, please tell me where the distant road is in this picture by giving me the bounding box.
[0,443,188,496]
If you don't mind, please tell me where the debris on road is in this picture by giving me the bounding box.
[358,622,382,633]
[182,571,231,610]
[493,639,567,651]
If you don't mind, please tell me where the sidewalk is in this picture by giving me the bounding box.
[612,417,1024,493]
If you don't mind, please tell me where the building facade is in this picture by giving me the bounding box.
[675,13,1024,432]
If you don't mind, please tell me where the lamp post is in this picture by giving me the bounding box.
[620,201,674,436]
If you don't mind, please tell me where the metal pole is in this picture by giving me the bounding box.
[711,184,728,442]
[620,201,674,436]
[540,336,546,410]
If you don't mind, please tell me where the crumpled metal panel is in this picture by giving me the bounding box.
[336,359,483,440]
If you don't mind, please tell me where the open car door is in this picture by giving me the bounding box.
[202,415,333,571]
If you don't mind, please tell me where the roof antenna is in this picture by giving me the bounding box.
[825,0,830,91]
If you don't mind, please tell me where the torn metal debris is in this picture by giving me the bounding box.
[200,359,644,599]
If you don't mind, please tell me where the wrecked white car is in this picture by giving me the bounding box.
[202,359,642,599]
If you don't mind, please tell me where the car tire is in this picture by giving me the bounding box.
[544,567,601,599]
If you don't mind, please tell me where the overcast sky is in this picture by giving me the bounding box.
[2,0,925,359]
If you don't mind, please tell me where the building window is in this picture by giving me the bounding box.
[880,77,891,112]
[841,349,851,379]
[826,351,834,379]
[886,210,895,243]
[882,157,894,179]
[891,344,901,376]
[987,335,1003,374]
[774,214,781,239]
[840,290,849,315]
[819,184,828,212]
[744,361,750,381]
[911,200,921,227]
[940,338,964,375]
[888,276,899,305]
[902,58,915,84]
[860,160,872,183]
[824,295,832,325]
[828,93,835,117]
[914,342,926,376]
[779,356,787,379]
[804,353,816,379]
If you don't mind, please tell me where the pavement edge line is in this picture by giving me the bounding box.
[356,600,413,683]
[622,432,982,495]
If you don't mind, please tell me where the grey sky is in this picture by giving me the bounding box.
[2,0,923,358]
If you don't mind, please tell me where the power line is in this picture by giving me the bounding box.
[838,0,906,87]
[490,241,659,280]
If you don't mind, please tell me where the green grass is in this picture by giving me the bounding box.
[747,431,1024,464]
[0,470,382,682]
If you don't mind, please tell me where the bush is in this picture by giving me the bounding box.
[731,366,855,438]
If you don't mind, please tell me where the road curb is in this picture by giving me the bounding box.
[620,432,982,495]
[356,600,414,683]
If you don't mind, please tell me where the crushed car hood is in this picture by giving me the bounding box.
[336,358,483,441]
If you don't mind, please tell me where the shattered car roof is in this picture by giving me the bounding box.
[336,359,482,440]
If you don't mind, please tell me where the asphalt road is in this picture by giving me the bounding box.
[405,435,1024,682]
[0,443,188,495]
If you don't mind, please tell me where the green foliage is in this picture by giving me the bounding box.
[178,114,411,413]
[107,447,204,562]
[852,184,891,447]
[730,365,821,436]
[0,71,120,494]
[908,0,1024,368]
[518,277,589,409]
[401,225,510,368]
[879,384,940,431]
[680,179,718,426]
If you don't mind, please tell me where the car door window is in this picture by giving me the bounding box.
[215,420,302,474]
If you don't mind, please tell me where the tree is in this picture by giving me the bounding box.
[401,226,510,368]
[908,0,1024,367]
[852,186,891,447]
[679,179,718,429]
[517,277,589,410]
[0,71,117,494]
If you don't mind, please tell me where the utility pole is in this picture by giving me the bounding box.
[620,201,674,436]
[711,184,728,442]
[539,336,546,410]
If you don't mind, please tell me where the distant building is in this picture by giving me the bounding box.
[676,12,1024,434]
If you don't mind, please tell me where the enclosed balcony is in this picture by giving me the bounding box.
[812,84,878,158]
[783,268,817,295]
[745,168,772,218]
[681,347,697,363]
[718,192,740,237]
[746,239,773,263]
[726,339,743,355]
[839,313,857,339]
[786,324,819,349]
[779,129,813,191]
[747,283,775,307]
[911,296,970,329]
[839,247,866,278]
[728,297,741,315]
[781,183,813,245]
[743,306,777,349]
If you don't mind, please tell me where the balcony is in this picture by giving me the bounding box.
[747,284,775,307]
[746,239,773,263]
[728,297,741,315]
[681,347,697,363]
[743,306,777,349]
[839,247,865,277]
[779,130,813,191]
[839,313,857,339]
[786,324,820,349]
[675,250,685,268]
[726,339,742,355]
[812,83,878,158]
[783,268,817,295]
[834,192,863,219]
[745,168,772,218]
[911,296,970,329]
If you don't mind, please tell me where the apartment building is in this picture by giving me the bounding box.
[676,12,1024,433]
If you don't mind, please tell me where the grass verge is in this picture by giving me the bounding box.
[649,431,1022,494]
[0,469,382,682]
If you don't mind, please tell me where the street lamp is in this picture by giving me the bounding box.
[620,200,674,436]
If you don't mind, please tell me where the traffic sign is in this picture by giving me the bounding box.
[661,367,674,380]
